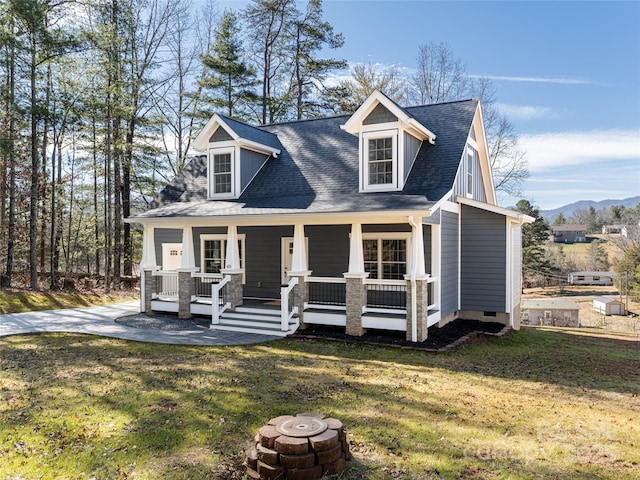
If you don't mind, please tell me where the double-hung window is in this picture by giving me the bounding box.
[201,234,245,282]
[363,234,409,280]
[362,131,397,191]
[208,148,234,198]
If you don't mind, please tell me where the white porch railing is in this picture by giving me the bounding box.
[193,272,223,300]
[280,277,299,331]
[364,278,407,314]
[152,270,179,300]
[426,276,437,311]
[306,276,346,310]
[211,275,232,325]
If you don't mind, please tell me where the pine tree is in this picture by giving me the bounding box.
[289,0,346,119]
[201,9,258,120]
[516,199,557,287]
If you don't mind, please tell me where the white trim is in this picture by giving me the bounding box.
[281,237,309,283]
[360,129,400,192]
[473,103,497,205]
[208,147,236,199]
[127,210,436,227]
[193,113,281,157]
[362,232,411,280]
[200,234,246,283]
[457,196,534,223]
[341,90,436,143]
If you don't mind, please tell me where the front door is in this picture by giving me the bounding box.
[281,237,309,284]
[161,243,182,295]
[281,238,294,284]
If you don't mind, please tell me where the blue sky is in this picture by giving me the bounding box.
[218,0,640,210]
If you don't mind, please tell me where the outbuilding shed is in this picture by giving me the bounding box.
[592,297,624,316]
[521,298,580,327]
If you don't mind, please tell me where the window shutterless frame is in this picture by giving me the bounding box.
[207,147,236,199]
[361,130,398,192]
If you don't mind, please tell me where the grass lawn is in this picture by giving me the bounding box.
[0,288,138,314]
[1,328,639,479]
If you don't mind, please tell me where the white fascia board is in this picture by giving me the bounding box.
[193,114,236,151]
[457,196,534,223]
[473,103,497,205]
[342,90,411,135]
[193,114,280,157]
[406,118,436,144]
[237,138,280,157]
[125,209,435,227]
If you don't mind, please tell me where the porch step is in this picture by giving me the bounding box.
[211,306,298,337]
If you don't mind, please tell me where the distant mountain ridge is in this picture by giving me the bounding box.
[541,196,640,220]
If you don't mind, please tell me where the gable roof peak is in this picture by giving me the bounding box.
[340,90,436,143]
[193,112,281,156]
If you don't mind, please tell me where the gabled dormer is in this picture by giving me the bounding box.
[193,114,281,200]
[341,90,436,193]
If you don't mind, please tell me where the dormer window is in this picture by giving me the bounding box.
[208,147,235,198]
[341,91,436,194]
[364,131,398,190]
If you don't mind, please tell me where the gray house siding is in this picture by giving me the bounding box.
[403,132,422,183]
[460,205,506,312]
[240,226,293,299]
[240,149,269,192]
[154,228,183,267]
[306,225,350,277]
[363,103,398,125]
[440,211,459,316]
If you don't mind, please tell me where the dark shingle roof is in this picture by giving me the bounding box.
[219,114,282,152]
[139,99,478,219]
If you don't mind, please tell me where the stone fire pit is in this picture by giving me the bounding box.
[245,412,349,479]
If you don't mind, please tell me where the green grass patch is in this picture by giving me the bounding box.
[1,329,639,479]
[0,289,137,314]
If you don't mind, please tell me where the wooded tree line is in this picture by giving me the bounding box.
[0,0,527,291]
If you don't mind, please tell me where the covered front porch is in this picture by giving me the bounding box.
[137,214,441,341]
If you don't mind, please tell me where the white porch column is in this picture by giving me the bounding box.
[409,216,426,276]
[289,223,311,276]
[179,225,196,270]
[140,224,158,314]
[347,222,366,275]
[140,224,158,270]
[223,225,242,273]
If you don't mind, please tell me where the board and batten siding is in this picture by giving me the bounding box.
[240,149,269,192]
[154,228,183,267]
[403,132,422,183]
[460,205,506,312]
[452,144,486,203]
[306,225,350,277]
[440,211,459,316]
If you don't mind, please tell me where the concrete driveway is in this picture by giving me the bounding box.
[0,301,279,346]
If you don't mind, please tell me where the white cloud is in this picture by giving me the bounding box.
[496,103,566,121]
[521,129,640,172]
[468,74,597,85]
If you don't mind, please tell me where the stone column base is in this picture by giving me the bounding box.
[345,275,367,337]
[222,271,243,309]
[406,277,428,342]
[178,270,195,319]
[143,269,154,314]
[289,274,309,329]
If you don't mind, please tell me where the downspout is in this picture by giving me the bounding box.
[408,215,419,343]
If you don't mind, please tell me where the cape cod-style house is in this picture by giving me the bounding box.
[126,91,532,342]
